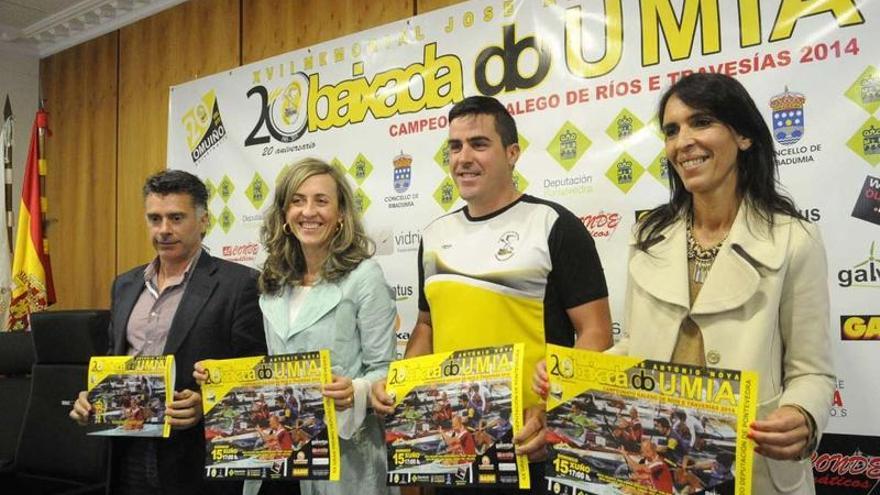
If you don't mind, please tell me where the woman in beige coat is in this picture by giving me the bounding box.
[613,73,834,494]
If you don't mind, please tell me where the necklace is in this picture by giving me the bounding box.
[686,220,727,284]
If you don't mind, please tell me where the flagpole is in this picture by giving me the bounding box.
[2,96,11,252]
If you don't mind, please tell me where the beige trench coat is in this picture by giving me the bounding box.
[610,205,835,494]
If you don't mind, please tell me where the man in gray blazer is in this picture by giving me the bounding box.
[70,170,266,495]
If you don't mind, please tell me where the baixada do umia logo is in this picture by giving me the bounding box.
[244,72,310,146]
[182,89,229,163]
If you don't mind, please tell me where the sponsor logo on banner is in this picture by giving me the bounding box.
[393,152,412,193]
[394,230,421,253]
[182,89,228,163]
[433,176,459,212]
[244,73,310,149]
[830,378,848,419]
[839,315,880,340]
[617,115,633,138]
[647,154,671,187]
[847,116,880,167]
[766,87,825,166]
[846,67,880,114]
[861,73,880,104]
[634,209,654,222]
[238,37,465,148]
[864,126,880,155]
[837,242,880,288]
[605,153,645,193]
[852,175,880,226]
[244,173,268,210]
[811,433,880,494]
[547,122,590,171]
[579,211,621,239]
[542,173,594,197]
[798,207,822,222]
[241,213,263,225]
[374,229,394,256]
[770,87,805,145]
[374,229,420,256]
[221,243,260,262]
[353,188,372,215]
[385,151,420,209]
[393,284,414,301]
[773,143,821,166]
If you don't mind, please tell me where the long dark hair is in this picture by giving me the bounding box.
[636,73,802,251]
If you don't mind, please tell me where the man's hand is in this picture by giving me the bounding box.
[532,359,549,399]
[749,405,810,460]
[323,374,354,411]
[370,379,395,416]
[514,405,547,462]
[69,390,92,426]
[192,361,209,387]
[166,389,203,430]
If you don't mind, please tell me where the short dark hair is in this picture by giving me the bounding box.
[142,169,209,211]
[448,95,518,147]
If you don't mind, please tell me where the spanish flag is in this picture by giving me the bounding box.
[8,109,55,331]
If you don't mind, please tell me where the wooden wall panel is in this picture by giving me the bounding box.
[38,0,473,307]
[242,0,414,64]
[40,32,118,309]
[116,0,240,273]
[416,0,465,14]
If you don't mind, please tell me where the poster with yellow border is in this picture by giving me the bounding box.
[200,351,339,480]
[384,344,529,489]
[86,355,175,438]
[545,344,757,495]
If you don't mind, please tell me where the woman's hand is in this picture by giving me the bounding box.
[749,405,811,460]
[514,404,548,462]
[323,374,355,411]
[532,359,549,399]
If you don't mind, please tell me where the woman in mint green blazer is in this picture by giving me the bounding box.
[254,157,398,495]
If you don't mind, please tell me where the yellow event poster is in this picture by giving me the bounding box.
[200,351,339,481]
[384,344,529,489]
[545,345,757,495]
[86,355,175,438]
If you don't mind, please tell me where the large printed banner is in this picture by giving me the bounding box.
[168,0,880,447]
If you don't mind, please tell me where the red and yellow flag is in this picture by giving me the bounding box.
[8,109,55,331]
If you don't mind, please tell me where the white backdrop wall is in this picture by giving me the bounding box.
[168,0,880,443]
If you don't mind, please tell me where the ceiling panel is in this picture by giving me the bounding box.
[0,1,49,29]
[1,0,186,56]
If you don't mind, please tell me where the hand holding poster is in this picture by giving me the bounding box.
[384,344,529,489]
[199,351,339,481]
[86,355,175,438]
[545,344,757,495]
